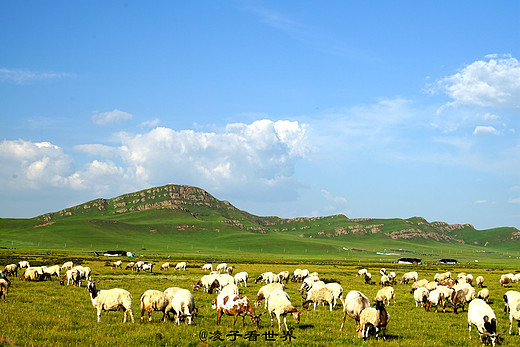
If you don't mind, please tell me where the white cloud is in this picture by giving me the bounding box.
[509,197,520,204]
[474,200,487,204]
[0,67,72,84]
[473,126,498,135]
[139,118,160,128]
[482,113,500,121]
[92,109,133,125]
[433,54,520,110]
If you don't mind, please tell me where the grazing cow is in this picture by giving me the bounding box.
[215,292,263,328]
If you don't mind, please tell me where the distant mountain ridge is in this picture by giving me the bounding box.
[33,183,519,247]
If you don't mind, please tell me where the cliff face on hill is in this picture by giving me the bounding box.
[35,183,518,245]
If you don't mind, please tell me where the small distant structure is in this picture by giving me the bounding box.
[397,257,422,264]
[95,251,135,257]
[439,258,457,264]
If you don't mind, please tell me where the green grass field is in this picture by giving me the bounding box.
[1,251,520,346]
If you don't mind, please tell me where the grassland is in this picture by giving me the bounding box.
[1,250,520,346]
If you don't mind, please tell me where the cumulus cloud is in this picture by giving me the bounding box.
[433,54,520,110]
[0,139,73,189]
[1,120,311,204]
[0,67,72,84]
[473,126,498,135]
[139,118,160,128]
[92,109,133,125]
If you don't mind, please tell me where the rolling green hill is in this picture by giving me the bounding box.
[1,183,519,263]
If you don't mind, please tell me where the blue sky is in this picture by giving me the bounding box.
[1,1,519,230]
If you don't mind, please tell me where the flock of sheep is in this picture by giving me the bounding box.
[3,259,520,345]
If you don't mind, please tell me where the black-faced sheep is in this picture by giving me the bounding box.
[87,281,134,323]
[267,288,304,331]
[359,299,389,340]
[468,298,504,346]
[503,290,520,314]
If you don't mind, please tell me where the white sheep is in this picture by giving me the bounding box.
[140,289,171,322]
[379,268,386,276]
[216,263,228,272]
[170,289,197,325]
[434,272,451,282]
[514,274,520,283]
[359,299,389,340]
[60,268,80,286]
[18,261,30,269]
[267,288,303,331]
[73,265,91,286]
[234,271,248,287]
[277,271,290,283]
[175,262,186,271]
[477,288,490,303]
[255,283,285,308]
[503,290,520,314]
[375,287,396,306]
[414,287,429,307]
[61,261,73,270]
[425,288,444,312]
[160,262,170,271]
[3,264,18,277]
[226,266,234,275]
[111,260,122,269]
[125,262,135,270]
[325,282,343,307]
[364,272,372,285]
[476,276,485,288]
[255,272,280,285]
[410,279,429,293]
[387,272,396,284]
[380,274,390,287]
[42,265,60,280]
[87,281,134,323]
[509,297,520,335]
[20,268,41,281]
[400,271,418,284]
[340,290,371,333]
[302,287,334,311]
[201,263,212,271]
[193,274,219,292]
[164,286,183,298]
[356,269,368,277]
[468,298,502,345]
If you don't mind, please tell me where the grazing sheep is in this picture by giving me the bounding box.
[267,288,304,331]
[376,286,396,306]
[477,288,490,303]
[42,265,60,280]
[61,261,73,270]
[414,287,429,307]
[20,268,41,281]
[325,282,344,308]
[111,260,122,269]
[298,276,321,293]
[255,272,280,285]
[468,298,503,346]
[434,272,451,282]
[125,262,135,270]
[0,279,9,302]
[234,272,249,287]
[132,261,144,271]
[476,276,485,288]
[164,286,183,299]
[86,281,135,323]
[359,299,389,340]
[356,269,368,277]
[60,269,80,286]
[379,268,386,276]
[141,263,154,272]
[291,268,309,282]
[73,265,92,286]
[509,297,520,335]
[410,279,430,293]
[214,274,235,291]
[380,275,390,287]
[3,264,18,277]
[215,292,262,328]
[466,274,474,284]
[140,289,172,322]
[18,261,30,269]
[302,287,334,311]
[364,272,372,285]
[277,271,290,283]
[255,283,285,308]
[193,274,219,292]
[340,290,371,333]
[500,275,511,287]
[425,288,445,312]
[170,289,197,325]
[160,263,170,271]
[201,264,212,271]
[175,262,186,271]
[216,263,228,273]
[400,271,418,284]
[452,283,476,314]
[226,266,234,275]
[514,274,520,283]
[503,290,520,314]
[387,272,397,284]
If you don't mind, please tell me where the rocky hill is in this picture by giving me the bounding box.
[34,183,518,246]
